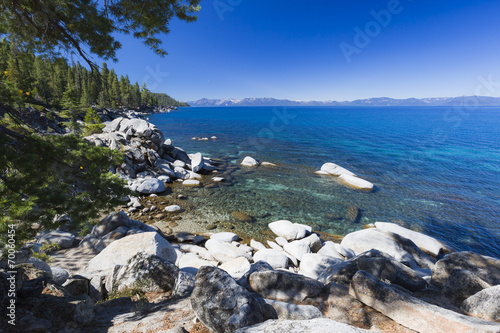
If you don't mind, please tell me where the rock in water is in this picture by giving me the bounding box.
[190,152,204,172]
[345,205,360,223]
[191,266,276,333]
[240,156,259,167]
[231,211,254,222]
[319,163,356,176]
[338,174,374,191]
[268,220,312,241]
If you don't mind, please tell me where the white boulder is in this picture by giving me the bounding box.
[87,232,177,272]
[191,152,205,173]
[165,205,182,213]
[268,220,312,241]
[136,178,165,194]
[253,249,290,269]
[204,239,253,263]
[241,156,259,167]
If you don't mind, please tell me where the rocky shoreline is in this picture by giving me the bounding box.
[2,112,500,332]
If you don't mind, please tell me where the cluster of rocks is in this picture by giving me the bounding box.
[191,136,218,141]
[316,162,374,191]
[85,116,220,193]
[5,210,500,332]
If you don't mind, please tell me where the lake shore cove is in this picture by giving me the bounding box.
[2,114,500,332]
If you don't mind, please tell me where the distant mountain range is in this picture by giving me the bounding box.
[188,96,500,107]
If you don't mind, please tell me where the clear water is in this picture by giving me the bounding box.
[149,106,500,258]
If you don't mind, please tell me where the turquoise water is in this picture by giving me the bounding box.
[149,106,500,258]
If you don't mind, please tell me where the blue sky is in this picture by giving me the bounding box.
[100,0,500,102]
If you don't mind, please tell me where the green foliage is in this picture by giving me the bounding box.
[0,129,130,246]
[0,0,201,68]
[31,241,61,262]
[83,107,105,136]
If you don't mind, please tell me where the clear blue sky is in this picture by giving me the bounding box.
[99,0,500,102]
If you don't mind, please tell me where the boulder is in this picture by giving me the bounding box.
[205,239,253,263]
[191,266,276,333]
[267,241,282,250]
[38,230,75,249]
[210,232,239,243]
[299,253,343,280]
[375,222,449,257]
[28,294,95,325]
[237,261,274,291]
[283,240,311,262]
[431,251,500,288]
[462,285,500,322]
[87,232,177,272]
[91,211,155,238]
[219,257,251,279]
[350,270,500,333]
[179,244,216,261]
[235,318,371,333]
[50,266,69,285]
[319,163,356,176]
[212,177,225,182]
[318,249,428,293]
[136,178,166,194]
[268,220,312,241]
[341,229,418,268]
[241,156,259,167]
[182,179,201,186]
[253,249,290,269]
[190,152,205,172]
[172,271,196,298]
[442,269,491,302]
[264,299,323,320]
[165,205,182,213]
[250,239,267,251]
[27,257,52,274]
[317,241,344,260]
[179,253,217,274]
[63,276,90,296]
[338,174,374,191]
[275,237,288,247]
[107,251,178,293]
[248,269,325,303]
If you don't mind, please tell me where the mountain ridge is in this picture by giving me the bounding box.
[188,96,500,107]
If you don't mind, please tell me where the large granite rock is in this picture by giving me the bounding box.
[107,251,178,293]
[91,211,155,238]
[191,266,276,333]
[240,156,259,167]
[135,178,166,194]
[264,299,323,320]
[38,230,75,249]
[431,251,500,289]
[341,229,418,268]
[219,257,251,280]
[375,222,449,257]
[190,152,204,173]
[462,285,500,322]
[253,249,290,269]
[204,239,253,264]
[442,269,492,302]
[87,232,177,272]
[338,174,374,191]
[319,163,355,176]
[248,269,325,303]
[318,249,428,292]
[299,253,343,280]
[350,270,500,333]
[235,318,371,333]
[268,220,312,241]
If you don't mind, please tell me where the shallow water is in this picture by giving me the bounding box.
[149,106,500,258]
